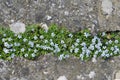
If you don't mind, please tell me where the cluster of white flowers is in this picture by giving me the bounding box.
[1,26,120,61]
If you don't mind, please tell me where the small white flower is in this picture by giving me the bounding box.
[4,42,9,47]
[44,40,48,43]
[76,39,80,43]
[108,40,112,44]
[68,33,73,38]
[110,47,114,51]
[21,48,25,52]
[23,38,27,42]
[18,35,22,39]
[40,35,44,39]
[50,42,54,46]
[115,40,119,44]
[74,42,79,46]
[3,48,9,54]
[81,42,86,46]
[51,32,55,37]
[34,35,38,40]
[31,53,36,57]
[11,54,15,58]
[8,37,12,41]
[28,41,34,47]
[70,49,73,53]
[64,55,69,58]
[2,38,5,42]
[80,54,84,61]
[31,28,34,31]
[74,48,79,53]
[14,43,20,46]
[105,42,108,45]
[24,54,28,57]
[28,48,31,51]
[3,34,6,37]
[58,54,64,60]
[61,40,65,44]
[94,51,99,55]
[63,44,67,48]
[103,46,106,49]
[89,44,94,50]
[84,32,90,38]
[34,49,38,53]
[36,44,40,47]
[102,32,106,36]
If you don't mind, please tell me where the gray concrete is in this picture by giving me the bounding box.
[0,54,120,80]
[0,0,120,32]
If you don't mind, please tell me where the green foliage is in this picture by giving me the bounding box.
[0,24,120,61]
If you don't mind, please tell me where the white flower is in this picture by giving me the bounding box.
[89,44,94,50]
[2,38,5,42]
[14,43,20,46]
[102,32,106,36]
[70,49,73,53]
[94,51,99,55]
[34,49,38,53]
[105,54,110,57]
[21,48,25,52]
[40,35,44,39]
[11,54,15,58]
[31,53,36,57]
[63,44,67,48]
[95,44,101,50]
[58,54,64,60]
[31,28,34,31]
[4,42,10,48]
[81,42,86,46]
[103,46,106,49]
[50,39,53,42]
[3,34,6,37]
[76,39,80,43]
[115,40,119,44]
[50,42,54,46]
[3,48,9,54]
[36,44,40,48]
[64,55,69,58]
[8,37,12,41]
[18,35,22,39]
[105,42,108,45]
[108,40,112,44]
[80,54,84,61]
[28,48,31,51]
[74,48,79,53]
[68,33,73,38]
[86,49,91,55]
[101,51,106,57]
[44,40,48,43]
[61,40,65,44]
[84,32,90,38]
[110,47,114,51]
[23,38,27,42]
[24,54,28,57]
[51,32,55,37]
[34,35,38,40]
[28,41,34,47]
[74,42,79,46]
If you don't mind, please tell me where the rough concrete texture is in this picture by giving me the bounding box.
[0,54,120,80]
[0,0,120,32]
